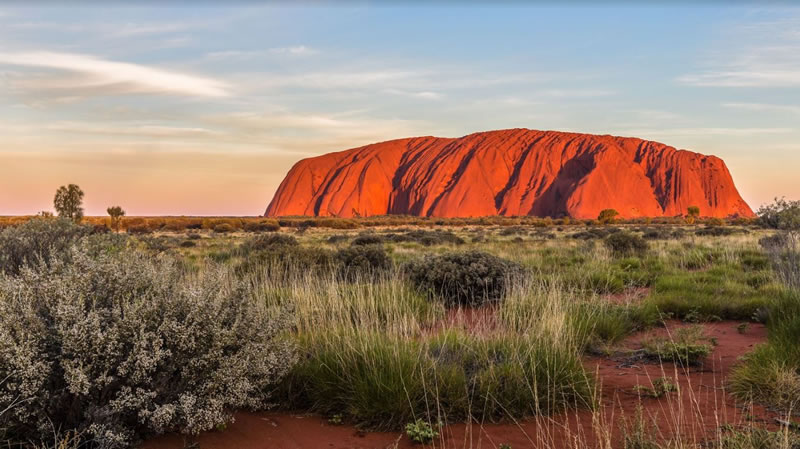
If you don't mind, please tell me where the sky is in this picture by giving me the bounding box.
[0,3,798,216]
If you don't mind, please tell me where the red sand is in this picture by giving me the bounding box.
[264,129,754,219]
[142,321,776,449]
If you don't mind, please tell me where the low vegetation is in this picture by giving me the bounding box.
[2,198,799,448]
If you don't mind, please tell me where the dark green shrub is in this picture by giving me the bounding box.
[336,244,392,277]
[243,219,280,233]
[213,223,234,233]
[604,232,648,257]
[239,233,299,255]
[326,234,350,244]
[406,251,523,307]
[571,227,620,240]
[387,230,465,246]
[695,226,738,236]
[0,218,94,275]
[126,224,153,235]
[597,209,619,224]
[351,234,385,246]
[641,228,686,240]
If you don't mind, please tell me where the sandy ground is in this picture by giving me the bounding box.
[142,320,777,449]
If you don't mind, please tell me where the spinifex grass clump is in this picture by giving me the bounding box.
[646,263,777,321]
[281,329,592,429]
[641,325,713,366]
[406,251,523,307]
[729,199,800,415]
[730,291,800,413]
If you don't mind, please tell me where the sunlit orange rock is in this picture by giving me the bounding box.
[265,129,754,219]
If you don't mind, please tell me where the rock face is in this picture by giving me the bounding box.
[265,129,754,219]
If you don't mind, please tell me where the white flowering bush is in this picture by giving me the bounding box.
[0,217,94,275]
[0,243,295,447]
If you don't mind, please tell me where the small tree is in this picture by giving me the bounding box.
[686,206,700,224]
[757,198,800,290]
[107,206,125,232]
[597,209,619,225]
[53,184,84,222]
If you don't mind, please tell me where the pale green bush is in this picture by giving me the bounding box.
[0,243,295,447]
[0,218,94,275]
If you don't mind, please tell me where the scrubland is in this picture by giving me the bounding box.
[1,215,798,449]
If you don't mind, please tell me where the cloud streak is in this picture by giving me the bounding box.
[679,16,800,88]
[0,51,230,97]
[723,102,800,114]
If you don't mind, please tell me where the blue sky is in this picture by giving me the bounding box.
[0,3,798,215]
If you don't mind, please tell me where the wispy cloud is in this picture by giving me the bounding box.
[616,127,793,137]
[205,45,318,61]
[0,51,230,97]
[253,70,425,90]
[7,20,196,38]
[723,102,800,114]
[268,45,318,56]
[46,121,221,138]
[538,88,616,98]
[384,88,443,100]
[110,22,191,37]
[678,70,800,87]
[679,16,800,88]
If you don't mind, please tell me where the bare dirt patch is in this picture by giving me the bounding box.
[142,321,777,449]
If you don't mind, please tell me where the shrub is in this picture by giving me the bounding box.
[351,234,385,246]
[336,244,392,278]
[387,230,465,246]
[604,232,648,257]
[0,218,94,275]
[405,419,438,444]
[757,199,800,291]
[239,233,298,255]
[406,251,523,307]
[634,377,677,398]
[695,226,738,237]
[597,209,619,224]
[236,234,335,275]
[243,219,280,233]
[641,325,713,366]
[0,244,295,446]
[641,228,686,240]
[213,223,234,233]
[126,224,153,235]
[326,234,350,244]
[571,227,621,240]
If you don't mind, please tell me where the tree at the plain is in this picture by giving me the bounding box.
[597,209,619,225]
[686,206,701,224]
[107,206,126,232]
[53,184,84,222]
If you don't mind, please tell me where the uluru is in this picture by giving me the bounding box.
[265,129,754,219]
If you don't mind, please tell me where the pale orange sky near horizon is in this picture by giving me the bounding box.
[1,5,798,216]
